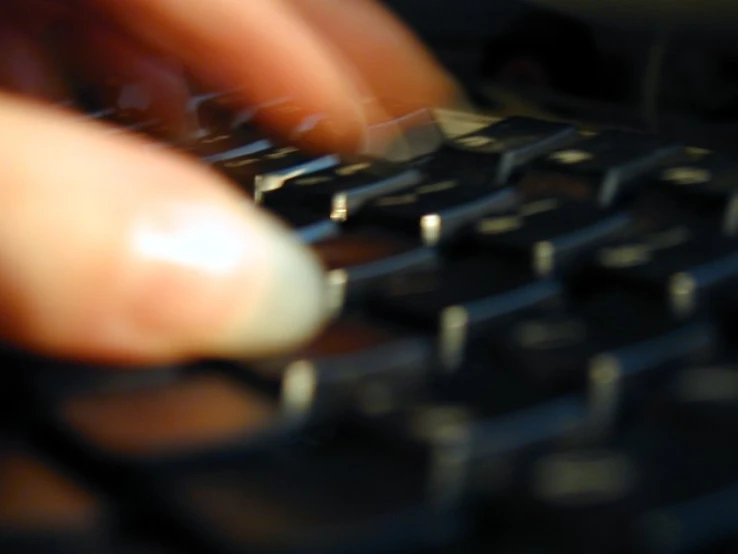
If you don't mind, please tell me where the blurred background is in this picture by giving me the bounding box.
[385,0,738,153]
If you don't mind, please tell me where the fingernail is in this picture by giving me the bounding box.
[120,200,329,360]
[211,209,331,359]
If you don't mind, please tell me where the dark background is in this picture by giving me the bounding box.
[383,0,738,152]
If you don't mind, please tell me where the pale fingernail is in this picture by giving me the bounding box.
[118,200,329,360]
[209,209,331,359]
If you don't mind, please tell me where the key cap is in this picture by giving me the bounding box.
[520,447,642,552]
[634,480,738,554]
[591,224,738,318]
[310,230,439,311]
[181,126,272,163]
[655,155,738,236]
[0,446,108,554]
[51,372,288,466]
[265,204,340,244]
[525,130,682,206]
[585,320,716,436]
[99,107,169,138]
[491,309,598,392]
[370,256,563,370]
[408,396,588,502]
[187,90,245,134]
[666,363,738,427]
[176,92,273,162]
[470,197,632,276]
[528,447,641,513]
[251,318,434,421]
[213,146,339,199]
[432,116,578,185]
[247,147,340,202]
[490,290,714,395]
[361,177,517,246]
[263,161,424,222]
[511,441,704,554]
[514,411,738,554]
[158,429,463,554]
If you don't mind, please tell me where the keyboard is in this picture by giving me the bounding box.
[4,93,738,554]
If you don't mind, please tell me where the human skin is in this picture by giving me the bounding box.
[0,0,460,366]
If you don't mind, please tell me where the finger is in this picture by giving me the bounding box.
[0,92,329,366]
[2,0,71,34]
[287,0,463,117]
[0,7,72,103]
[52,14,194,141]
[83,0,369,155]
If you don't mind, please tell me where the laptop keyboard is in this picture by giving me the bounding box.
[4,93,738,554]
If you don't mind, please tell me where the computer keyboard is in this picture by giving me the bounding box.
[4,93,738,554]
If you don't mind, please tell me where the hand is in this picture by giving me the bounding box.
[0,0,459,366]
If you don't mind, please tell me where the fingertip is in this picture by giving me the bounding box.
[0,94,330,365]
[202,210,331,360]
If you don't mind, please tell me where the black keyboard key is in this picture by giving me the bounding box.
[252,147,341,201]
[506,392,738,549]
[181,126,272,163]
[586,322,716,435]
[371,257,563,370]
[167,92,272,160]
[0,446,109,553]
[514,414,738,554]
[512,443,690,554]
[491,310,597,392]
[470,396,588,461]
[667,364,738,427]
[159,432,462,554]
[311,230,439,310]
[253,318,433,421]
[470,197,632,276]
[528,447,640,512]
[633,480,738,554]
[527,130,682,206]
[362,178,517,246]
[264,161,424,221]
[266,204,340,244]
[655,155,738,235]
[411,396,588,501]
[97,106,172,140]
[215,146,339,199]
[433,117,578,185]
[187,90,247,134]
[591,226,738,317]
[490,291,715,396]
[521,447,643,551]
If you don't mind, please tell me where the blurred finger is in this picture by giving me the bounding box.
[0,7,72,103]
[83,0,370,154]
[0,92,329,365]
[287,0,463,117]
[51,12,194,141]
